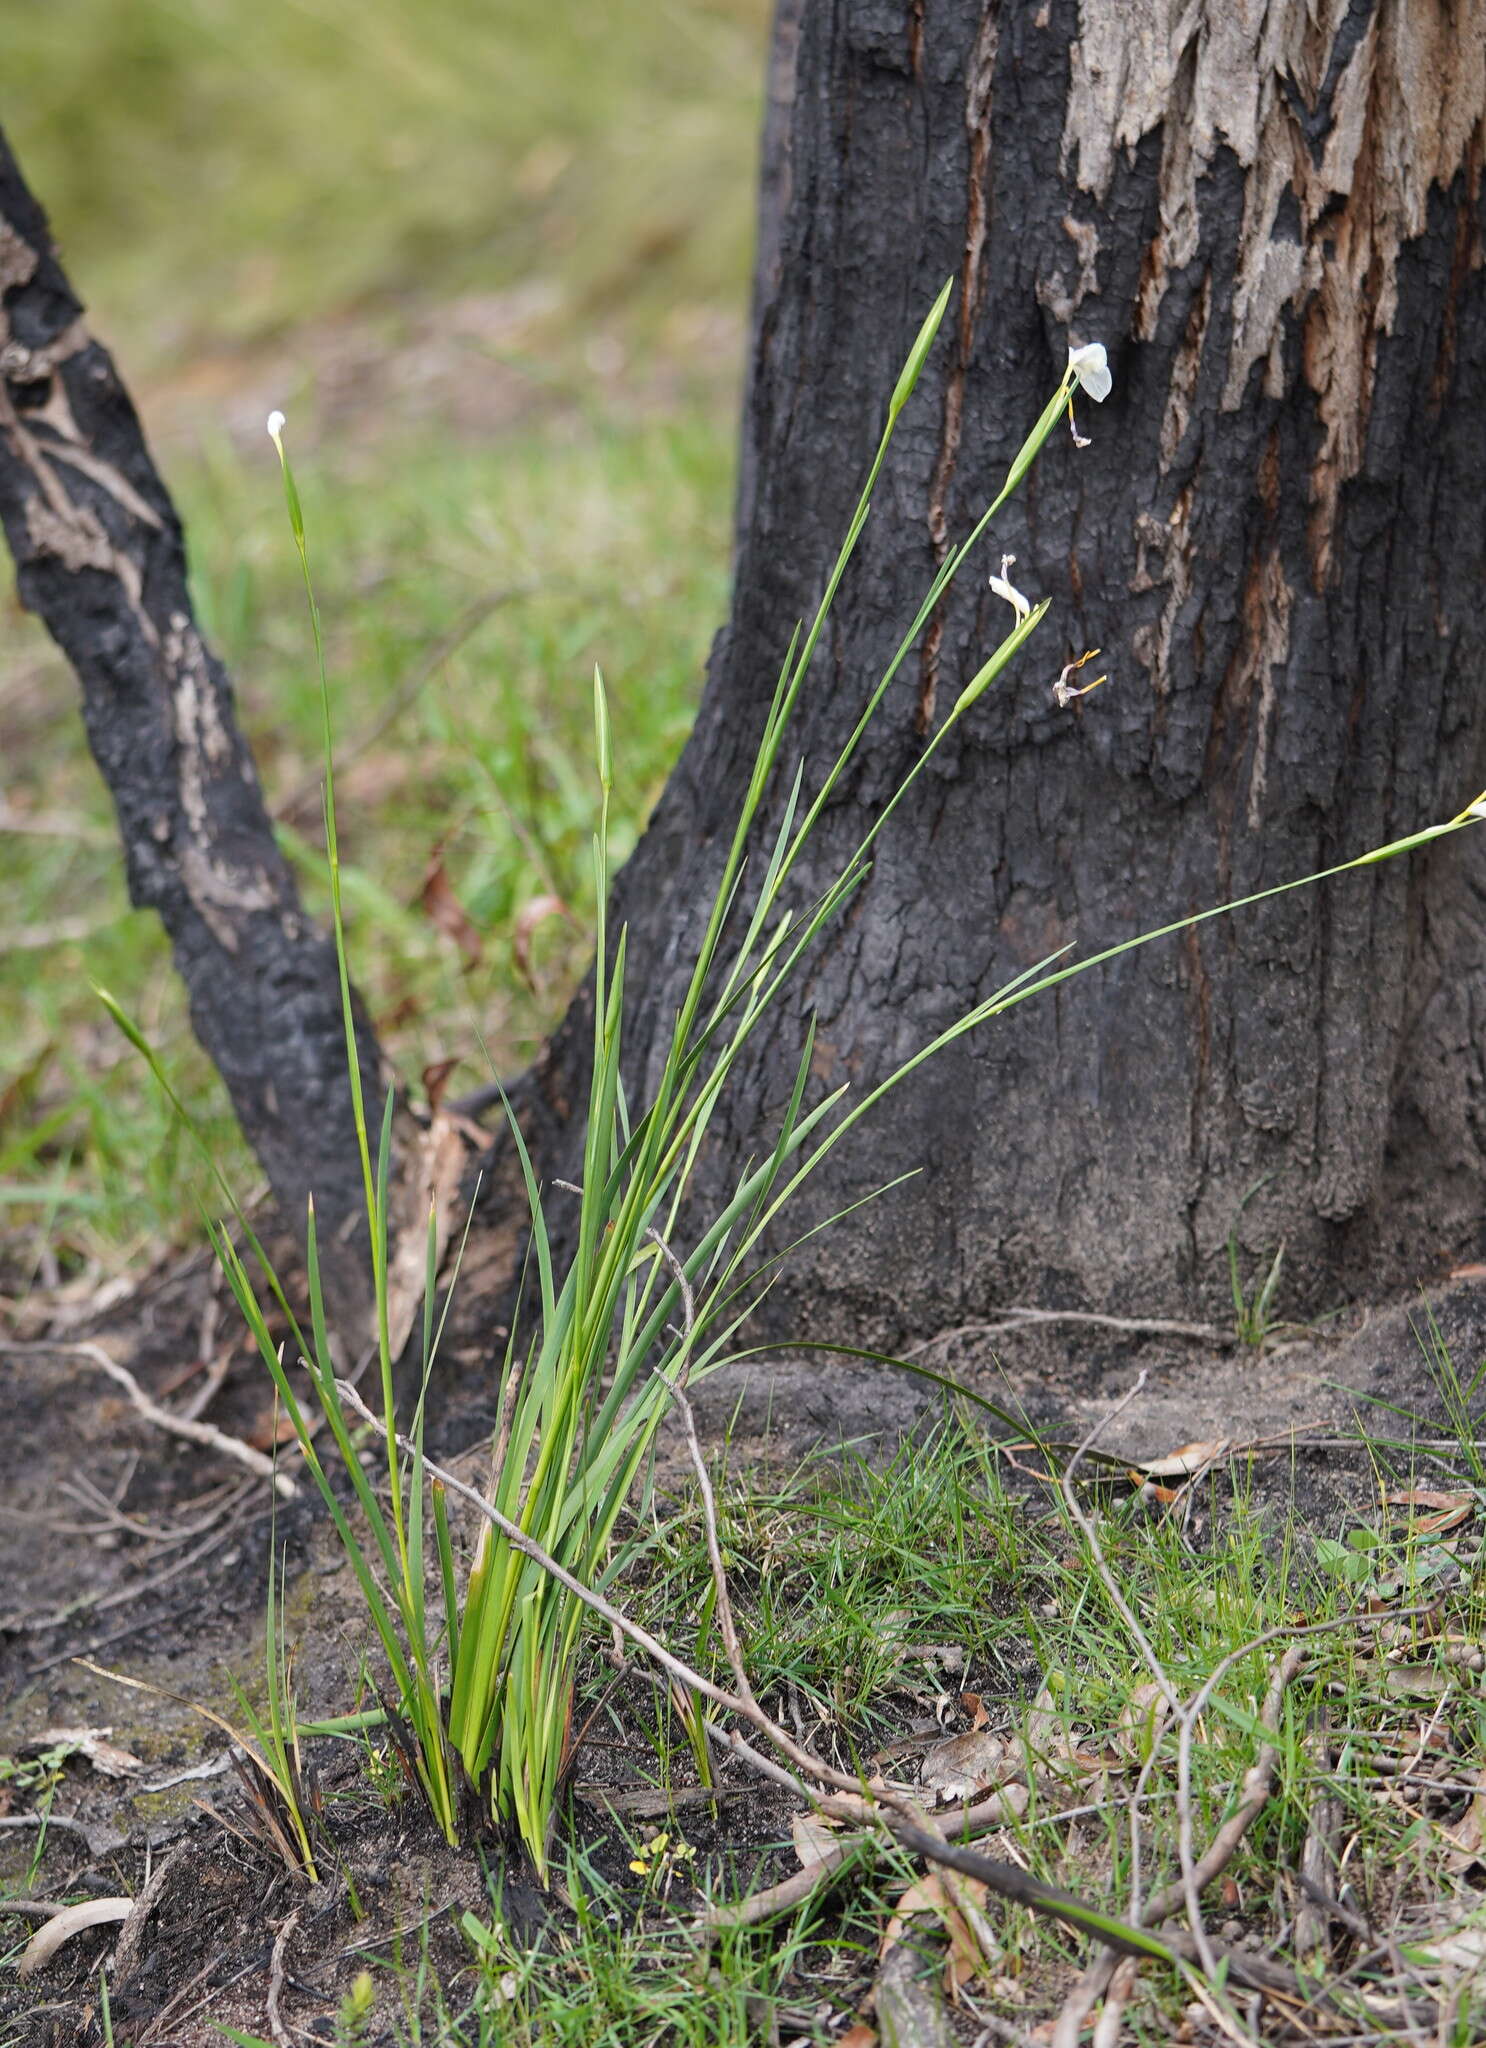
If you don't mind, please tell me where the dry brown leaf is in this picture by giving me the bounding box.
[921,1728,1012,1802]
[790,1811,843,1869]
[31,1727,143,1779]
[882,1872,954,1953]
[418,846,483,970]
[1384,1488,1476,1535]
[1411,1926,1486,1971]
[1114,1681,1172,1761]
[1141,1480,1183,1505]
[836,2025,877,2048]
[960,1691,989,1730]
[245,1405,299,1452]
[1383,1665,1454,1698]
[1445,1762,1486,1871]
[512,892,570,991]
[882,1871,991,1993]
[1022,1684,1070,1757]
[1449,1769,1486,1875]
[911,1644,966,1673]
[382,1110,472,1360]
[421,1056,460,1112]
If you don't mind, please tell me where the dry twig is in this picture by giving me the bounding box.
[1059,1371,1181,1722]
[1295,1713,1342,1961]
[1057,1366,1180,1952]
[12,1339,294,1496]
[908,1308,1234,1354]
[1175,1640,1308,1983]
[266,1907,300,2048]
[1090,1956,1139,2048]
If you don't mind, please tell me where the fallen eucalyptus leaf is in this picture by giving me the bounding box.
[921,1729,1012,1802]
[791,1811,843,1869]
[18,1897,132,1979]
[1127,1439,1229,1480]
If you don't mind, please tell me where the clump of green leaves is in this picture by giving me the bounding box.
[111,286,1486,1890]
[221,285,1106,1878]
[334,1970,376,2047]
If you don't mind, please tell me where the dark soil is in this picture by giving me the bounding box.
[4,1249,1485,2043]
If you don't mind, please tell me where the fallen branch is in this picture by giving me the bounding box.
[110,1848,178,1990]
[699,1783,1032,1931]
[874,1937,958,2048]
[702,1837,862,1928]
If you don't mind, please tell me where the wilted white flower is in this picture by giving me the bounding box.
[1052,648,1108,709]
[265,410,286,450]
[989,553,1031,625]
[1067,342,1111,402]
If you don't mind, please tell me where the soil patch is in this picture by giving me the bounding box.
[4,1259,1484,2040]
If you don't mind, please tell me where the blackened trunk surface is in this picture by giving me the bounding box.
[528,0,1486,1339]
[0,129,415,1335]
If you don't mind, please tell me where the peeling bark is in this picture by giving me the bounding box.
[528,0,1486,1337]
[0,129,447,1339]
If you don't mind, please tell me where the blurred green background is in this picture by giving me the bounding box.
[0,0,770,1294]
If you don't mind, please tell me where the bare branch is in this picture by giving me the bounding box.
[15,1339,294,1496]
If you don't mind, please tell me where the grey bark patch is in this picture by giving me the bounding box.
[0,128,421,1336]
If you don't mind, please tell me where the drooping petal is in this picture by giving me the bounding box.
[1067,342,1112,402]
[989,553,1031,624]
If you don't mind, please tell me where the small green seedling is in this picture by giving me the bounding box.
[334,1970,376,2047]
[1226,1175,1286,1347]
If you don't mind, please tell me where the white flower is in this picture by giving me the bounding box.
[265,409,286,449]
[1052,648,1107,709]
[989,553,1031,624]
[1067,342,1111,402]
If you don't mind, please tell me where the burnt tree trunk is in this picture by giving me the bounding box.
[0,129,444,1339]
[527,0,1486,1338]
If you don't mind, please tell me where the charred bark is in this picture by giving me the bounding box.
[527,0,1486,1339]
[0,129,428,1336]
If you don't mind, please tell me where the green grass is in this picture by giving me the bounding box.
[8,1395,1486,2038]
[0,0,762,1291]
[0,397,735,1285]
[4,0,769,368]
[278,1398,1486,2045]
[202,300,1106,1880]
[640,1428,1032,1739]
[453,1869,847,2048]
